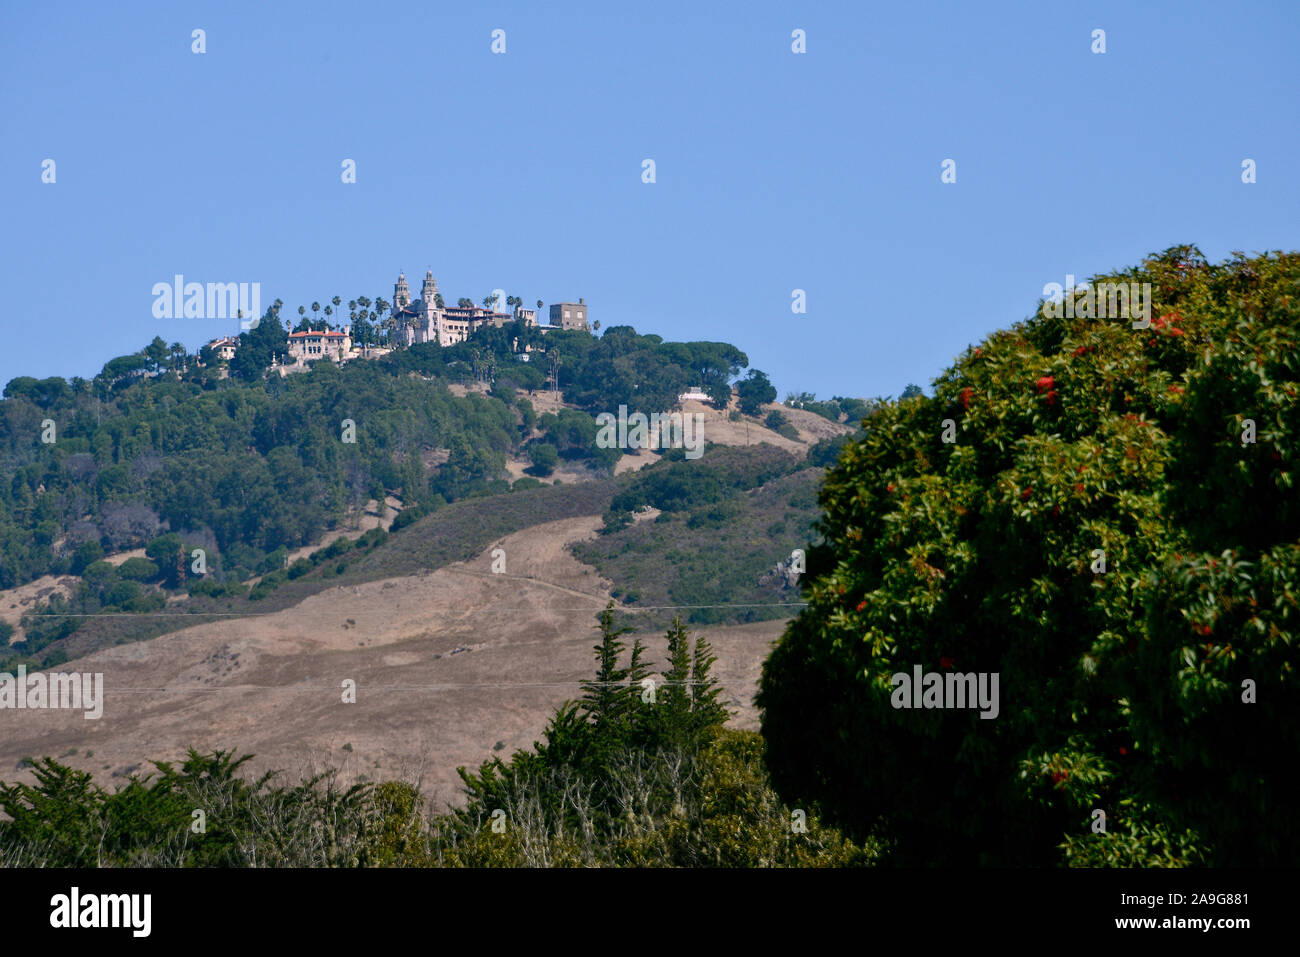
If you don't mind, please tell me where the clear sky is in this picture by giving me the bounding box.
[2,0,1296,400]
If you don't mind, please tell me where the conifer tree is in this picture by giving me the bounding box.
[689,631,728,738]
[580,603,650,762]
[655,617,695,750]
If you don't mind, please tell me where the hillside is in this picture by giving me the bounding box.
[0,513,789,806]
[1,321,857,673]
[0,321,861,808]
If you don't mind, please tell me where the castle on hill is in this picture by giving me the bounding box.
[390,270,590,346]
[202,270,593,374]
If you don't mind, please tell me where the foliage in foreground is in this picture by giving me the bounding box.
[0,610,874,867]
[758,246,1299,866]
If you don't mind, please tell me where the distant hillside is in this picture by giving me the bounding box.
[575,445,823,629]
[2,320,867,670]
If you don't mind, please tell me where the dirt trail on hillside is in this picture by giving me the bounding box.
[0,516,788,809]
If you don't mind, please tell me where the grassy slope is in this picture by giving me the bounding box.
[573,467,821,630]
[46,480,617,662]
[33,439,830,663]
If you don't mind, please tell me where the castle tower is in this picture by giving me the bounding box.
[393,273,410,311]
[421,270,438,308]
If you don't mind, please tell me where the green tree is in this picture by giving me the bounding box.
[580,603,651,759]
[528,442,559,476]
[735,369,776,416]
[145,533,186,588]
[758,247,1300,867]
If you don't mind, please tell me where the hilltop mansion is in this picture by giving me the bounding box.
[389,270,589,347]
[203,269,590,371]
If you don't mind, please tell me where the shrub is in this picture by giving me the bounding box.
[528,442,559,476]
[116,557,160,582]
[69,541,105,575]
[104,580,142,607]
[320,537,355,560]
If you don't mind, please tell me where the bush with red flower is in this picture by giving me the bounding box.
[758,246,1299,866]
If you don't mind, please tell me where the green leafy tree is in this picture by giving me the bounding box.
[736,369,776,416]
[758,247,1300,866]
[528,442,559,476]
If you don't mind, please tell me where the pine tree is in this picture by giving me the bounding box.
[655,617,694,750]
[581,604,634,729]
[579,603,652,766]
[689,631,729,740]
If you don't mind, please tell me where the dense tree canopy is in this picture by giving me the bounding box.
[759,247,1300,866]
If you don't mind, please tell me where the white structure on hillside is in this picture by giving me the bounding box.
[287,328,352,364]
[204,336,239,361]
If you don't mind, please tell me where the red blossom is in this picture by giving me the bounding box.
[1074,483,1085,493]
[1193,623,1212,636]
[1072,345,1090,357]
[1045,389,1058,405]
[959,387,973,409]
[1168,385,1184,394]
[940,656,955,669]
[856,600,868,612]
[1036,375,1055,393]
[974,347,982,357]
[1052,504,1061,517]
[1020,487,1032,501]
[1119,747,1128,755]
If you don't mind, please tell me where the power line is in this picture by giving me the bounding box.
[20,602,806,620]
[83,680,727,693]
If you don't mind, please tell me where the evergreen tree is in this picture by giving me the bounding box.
[689,631,728,737]
[580,603,631,726]
[579,603,650,759]
[654,616,695,750]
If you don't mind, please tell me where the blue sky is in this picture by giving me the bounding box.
[2,0,1296,400]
